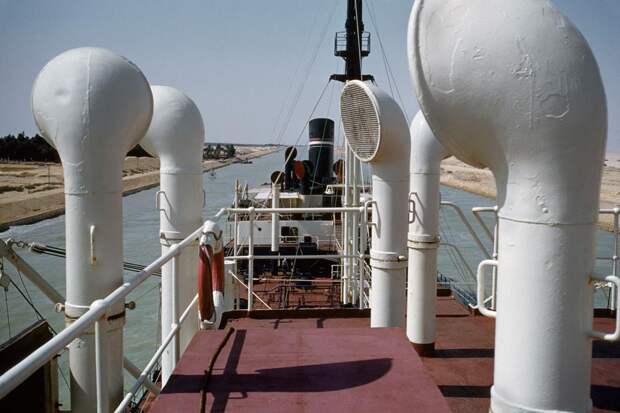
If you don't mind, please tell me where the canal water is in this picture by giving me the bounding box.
[0,149,616,407]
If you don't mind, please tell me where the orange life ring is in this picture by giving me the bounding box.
[197,244,215,322]
[211,249,225,294]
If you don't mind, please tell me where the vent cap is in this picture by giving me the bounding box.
[340,81,381,162]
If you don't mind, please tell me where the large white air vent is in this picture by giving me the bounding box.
[340,81,381,162]
[339,80,410,329]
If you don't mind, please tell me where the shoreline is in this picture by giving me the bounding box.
[2,149,617,234]
[439,157,619,233]
[0,146,280,232]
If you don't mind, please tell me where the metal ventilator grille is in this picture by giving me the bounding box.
[340,83,380,162]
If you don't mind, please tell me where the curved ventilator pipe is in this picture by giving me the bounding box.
[32,47,153,410]
[407,111,450,355]
[140,85,205,383]
[340,80,410,328]
[409,1,607,412]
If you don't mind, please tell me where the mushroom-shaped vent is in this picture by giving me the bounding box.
[340,81,381,162]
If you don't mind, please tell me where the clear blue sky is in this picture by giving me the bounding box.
[1,0,619,150]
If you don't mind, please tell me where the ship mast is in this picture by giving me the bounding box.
[332,0,373,306]
[330,0,373,83]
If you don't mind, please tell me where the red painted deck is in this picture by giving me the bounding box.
[423,297,620,413]
[150,318,451,412]
[149,298,620,412]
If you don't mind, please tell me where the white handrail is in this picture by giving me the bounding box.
[0,204,372,406]
[115,294,199,413]
[0,242,161,398]
[228,271,272,310]
[440,201,491,259]
[470,206,497,243]
[0,224,203,400]
[228,206,365,214]
[600,208,619,311]
[590,274,620,342]
[476,259,498,318]
[439,242,475,280]
[228,254,364,260]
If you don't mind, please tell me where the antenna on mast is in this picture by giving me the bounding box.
[331,0,374,82]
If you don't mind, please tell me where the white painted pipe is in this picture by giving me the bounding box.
[351,157,360,305]
[409,1,607,411]
[32,47,153,412]
[271,183,280,253]
[407,111,450,355]
[342,147,352,304]
[340,80,410,328]
[140,85,204,384]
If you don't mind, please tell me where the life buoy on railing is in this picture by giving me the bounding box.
[211,248,225,296]
[197,244,215,322]
[199,220,226,328]
[209,237,226,327]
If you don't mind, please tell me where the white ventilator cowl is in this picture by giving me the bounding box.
[140,85,205,384]
[341,80,410,328]
[409,1,606,412]
[33,47,153,192]
[32,47,153,412]
[140,85,205,175]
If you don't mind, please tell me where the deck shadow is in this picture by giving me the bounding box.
[438,385,491,398]
[433,348,494,358]
[592,385,620,411]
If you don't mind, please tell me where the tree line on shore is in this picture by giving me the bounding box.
[0,132,149,162]
[0,132,240,163]
[204,144,236,159]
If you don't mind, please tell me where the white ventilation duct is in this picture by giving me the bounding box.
[341,80,410,328]
[409,1,608,412]
[407,111,450,355]
[140,85,204,384]
[31,47,153,411]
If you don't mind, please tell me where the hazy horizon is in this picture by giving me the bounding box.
[1,0,619,150]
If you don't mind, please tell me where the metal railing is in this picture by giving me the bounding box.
[470,206,499,310]
[440,201,491,259]
[334,31,371,55]
[0,239,161,399]
[228,205,371,310]
[0,210,218,410]
[599,208,620,311]
[0,204,371,410]
[466,205,620,312]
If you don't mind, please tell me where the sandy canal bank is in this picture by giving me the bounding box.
[0,146,280,231]
[440,153,620,232]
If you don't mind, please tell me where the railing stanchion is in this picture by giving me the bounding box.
[441,202,491,259]
[234,180,240,281]
[94,301,109,413]
[491,207,499,310]
[612,210,619,311]
[248,207,255,311]
[171,253,180,366]
[351,158,360,306]
[359,205,368,309]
